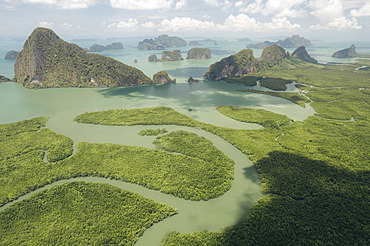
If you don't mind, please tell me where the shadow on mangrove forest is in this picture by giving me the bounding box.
[181,150,369,245]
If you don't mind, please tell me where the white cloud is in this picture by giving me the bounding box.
[309,0,363,30]
[110,0,173,10]
[141,21,155,28]
[240,0,306,18]
[234,1,243,7]
[13,0,95,9]
[217,14,300,31]
[310,17,362,30]
[117,18,139,29]
[39,21,54,28]
[202,14,211,19]
[350,2,370,17]
[309,0,344,21]
[61,22,81,30]
[175,0,186,9]
[159,17,215,31]
[204,0,219,7]
[222,0,232,11]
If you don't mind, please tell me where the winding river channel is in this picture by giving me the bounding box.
[0,81,315,245]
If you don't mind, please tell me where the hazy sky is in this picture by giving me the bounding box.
[1,0,370,40]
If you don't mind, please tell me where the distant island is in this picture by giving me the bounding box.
[138,34,187,50]
[14,27,156,89]
[237,38,251,42]
[204,45,317,81]
[247,35,312,49]
[88,42,123,52]
[5,50,19,59]
[332,44,370,58]
[148,50,183,62]
[186,48,211,59]
[189,41,201,46]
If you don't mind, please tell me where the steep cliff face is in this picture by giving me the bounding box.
[203,49,258,81]
[186,48,211,59]
[161,50,183,61]
[291,46,318,64]
[332,45,358,58]
[14,27,153,88]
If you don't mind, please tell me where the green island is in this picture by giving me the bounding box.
[0,182,176,245]
[216,106,291,129]
[14,27,153,88]
[73,57,369,244]
[138,128,168,136]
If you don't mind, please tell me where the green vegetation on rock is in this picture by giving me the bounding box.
[186,48,211,59]
[291,46,318,64]
[0,182,176,245]
[138,128,168,136]
[14,27,153,88]
[153,71,176,84]
[204,45,292,81]
[204,49,258,80]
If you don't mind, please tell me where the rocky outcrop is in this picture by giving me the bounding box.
[186,48,211,59]
[5,50,19,59]
[187,76,199,83]
[291,46,318,64]
[204,45,291,81]
[138,34,187,50]
[14,27,153,89]
[148,54,158,62]
[161,50,183,61]
[247,35,312,49]
[153,71,176,84]
[0,75,10,82]
[89,42,123,52]
[332,45,357,58]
